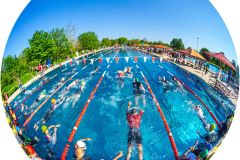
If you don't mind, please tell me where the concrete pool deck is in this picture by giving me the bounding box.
[6,47,113,104]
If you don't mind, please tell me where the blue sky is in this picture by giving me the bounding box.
[4,0,237,62]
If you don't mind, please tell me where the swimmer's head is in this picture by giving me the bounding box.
[134,78,139,82]
[209,123,216,132]
[131,108,138,115]
[42,90,47,95]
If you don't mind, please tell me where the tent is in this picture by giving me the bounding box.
[204,52,236,71]
[153,45,172,50]
[177,49,206,61]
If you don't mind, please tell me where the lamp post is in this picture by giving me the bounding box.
[197,37,199,52]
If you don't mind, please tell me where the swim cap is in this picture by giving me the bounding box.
[76,140,86,150]
[51,98,56,104]
[135,78,139,82]
[41,125,48,133]
[16,126,20,132]
[42,90,47,95]
[209,123,216,132]
[131,108,138,115]
[80,80,84,85]
[25,145,36,155]
[199,149,208,158]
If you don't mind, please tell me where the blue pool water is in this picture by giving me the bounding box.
[10,49,235,159]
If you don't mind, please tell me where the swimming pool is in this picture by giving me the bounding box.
[10,48,235,159]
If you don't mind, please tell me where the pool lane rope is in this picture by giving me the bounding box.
[60,54,117,160]
[22,51,111,127]
[15,50,112,113]
[131,48,221,130]
[13,51,101,113]
[23,72,78,127]
[132,62,179,159]
[158,64,221,130]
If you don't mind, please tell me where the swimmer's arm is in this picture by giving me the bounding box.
[48,124,60,130]
[140,84,145,92]
[196,130,204,139]
[113,151,123,160]
[80,138,92,142]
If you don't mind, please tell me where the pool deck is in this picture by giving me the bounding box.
[149,52,238,106]
[7,47,113,104]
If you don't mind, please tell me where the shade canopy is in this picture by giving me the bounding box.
[177,49,207,61]
[153,44,172,50]
[204,52,236,71]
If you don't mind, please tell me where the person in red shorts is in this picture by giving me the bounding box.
[126,101,144,160]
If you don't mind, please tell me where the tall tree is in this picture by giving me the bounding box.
[170,38,185,50]
[118,37,128,45]
[199,47,210,55]
[50,28,71,61]
[78,32,100,50]
[101,38,112,47]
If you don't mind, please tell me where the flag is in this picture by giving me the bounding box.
[125,57,129,63]
[134,57,138,63]
[152,57,155,63]
[106,58,110,63]
[83,59,86,65]
[98,58,102,64]
[115,57,119,63]
[90,59,94,65]
[143,57,147,63]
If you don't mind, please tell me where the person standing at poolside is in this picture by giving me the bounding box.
[126,101,144,160]
[133,78,146,106]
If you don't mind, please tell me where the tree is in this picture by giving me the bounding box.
[170,38,185,50]
[118,37,128,45]
[50,28,71,61]
[78,32,100,50]
[111,39,119,45]
[23,28,71,65]
[128,39,140,45]
[65,23,78,48]
[101,38,112,47]
[2,55,16,72]
[199,48,209,55]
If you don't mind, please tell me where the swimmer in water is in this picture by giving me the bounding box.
[117,71,125,88]
[172,76,184,91]
[133,78,146,106]
[66,80,79,91]
[34,99,59,131]
[35,90,47,103]
[91,66,99,76]
[124,67,133,78]
[41,124,60,158]
[158,76,168,85]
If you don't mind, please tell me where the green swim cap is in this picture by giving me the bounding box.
[199,149,208,158]
[80,79,84,84]
[42,90,46,95]
[135,78,139,82]
[209,123,216,132]
[41,125,48,132]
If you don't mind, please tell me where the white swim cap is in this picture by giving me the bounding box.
[76,140,86,150]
